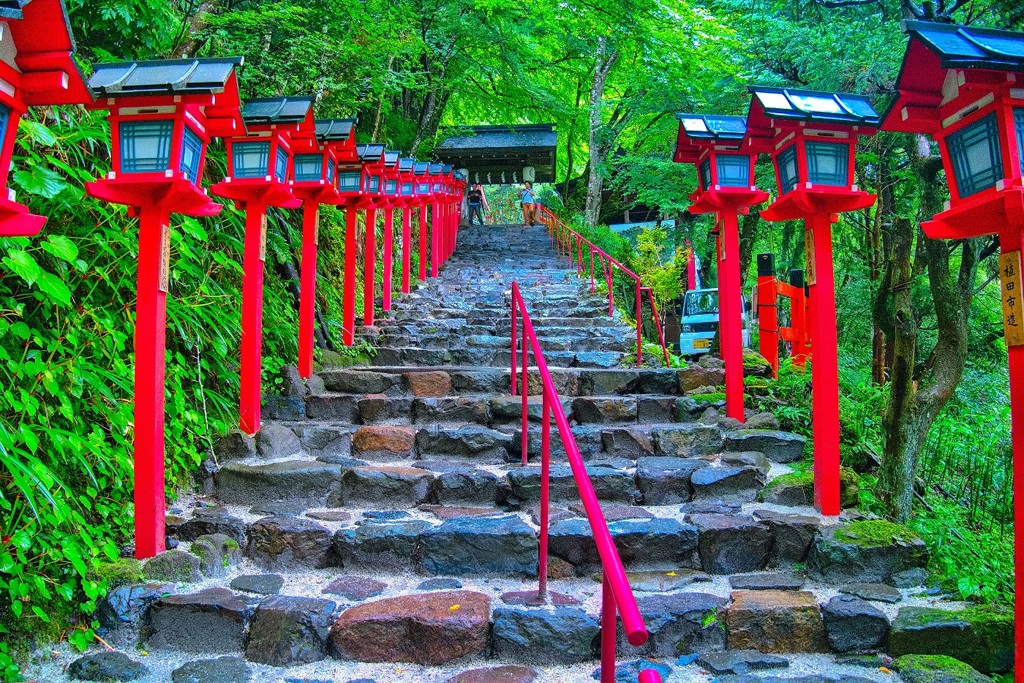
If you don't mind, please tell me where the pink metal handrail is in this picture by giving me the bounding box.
[510,281,662,683]
[537,206,670,367]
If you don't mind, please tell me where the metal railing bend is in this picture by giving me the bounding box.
[509,281,662,683]
[537,206,670,367]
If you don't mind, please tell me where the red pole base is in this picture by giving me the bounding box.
[401,208,412,294]
[382,208,394,311]
[719,211,746,422]
[298,202,319,379]
[133,206,170,559]
[342,205,357,346]
[239,206,269,436]
[363,207,377,327]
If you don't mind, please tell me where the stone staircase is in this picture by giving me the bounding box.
[57,224,1010,683]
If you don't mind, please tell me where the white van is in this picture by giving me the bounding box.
[678,288,750,356]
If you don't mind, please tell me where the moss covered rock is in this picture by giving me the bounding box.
[87,558,145,587]
[143,549,201,583]
[894,654,992,683]
[889,606,1013,674]
[807,520,928,584]
[742,348,774,378]
[760,467,859,508]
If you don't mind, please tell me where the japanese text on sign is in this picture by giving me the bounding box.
[1000,250,1024,347]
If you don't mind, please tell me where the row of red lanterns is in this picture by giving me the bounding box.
[1,2,465,559]
[676,21,1024,673]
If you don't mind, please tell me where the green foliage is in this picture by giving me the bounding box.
[835,519,919,547]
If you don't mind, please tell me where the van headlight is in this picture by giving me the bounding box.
[683,325,693,332]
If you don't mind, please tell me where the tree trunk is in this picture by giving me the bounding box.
[584,37,618,226]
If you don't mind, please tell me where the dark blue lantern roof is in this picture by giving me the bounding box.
[399,158,415,172]
[384,150,400,166]
[904,20,1024,71]
[89,57,243,97]
[315,118,355,141]
[414,161,429,174]
[242,96,313,125]
[675,113,747,141]
[0,0,26,19]
[747,86,881,126]
[357,144,386,162]
[428,163,444,175]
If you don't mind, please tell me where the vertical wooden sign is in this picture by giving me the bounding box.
[804,226,816,286]
[259,213,268,262]
[1000,250,1024,347]
[159,221,171,293]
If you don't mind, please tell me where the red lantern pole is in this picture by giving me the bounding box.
[133,207,171,558]
[297,203,318,378]
[401,207,412,293]
[382,207,394,311]
[807,213,841,514]
[431,200,441,277]
[419,204,428,282]
[342,204,358,345]
[756,254,779,378]
[364,206,377,326]
[719,210,746,422]
[238,206,270,435]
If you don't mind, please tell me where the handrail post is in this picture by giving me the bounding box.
[539,389,550,598]
[590,247,596,293]
[635,282,643,367]
[600,573,616,683]
[520,325,529,465]
[511,292,518,396]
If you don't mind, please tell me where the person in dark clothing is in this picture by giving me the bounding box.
[467,183,489,225]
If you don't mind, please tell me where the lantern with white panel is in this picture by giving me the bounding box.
[882,21,1024,675]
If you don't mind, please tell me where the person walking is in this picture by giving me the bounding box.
[467,183,488,225]
[519,181,537,226]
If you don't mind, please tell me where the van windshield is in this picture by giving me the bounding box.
[684,291,719,317]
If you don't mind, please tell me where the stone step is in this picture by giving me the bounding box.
[363,346,629,369]
[360,332,631,353]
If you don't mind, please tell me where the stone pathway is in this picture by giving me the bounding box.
[39,224,1008,683]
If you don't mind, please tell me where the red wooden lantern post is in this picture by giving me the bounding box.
[883,22,1024,673]
[674,114,769,421]
[413,162,430,281]
[0,0,92,235]
[337,144,377,344]
[428,163,444,277]
[744,87,880,515]
[397,157,417,294]
[86,57,245,558]
[380,150,401,311]
[210,97,313,435]
[355,144,386,327]
[289,118,356,378]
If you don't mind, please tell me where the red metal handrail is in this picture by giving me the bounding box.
[536,206,670,367]
[510,281,662,683]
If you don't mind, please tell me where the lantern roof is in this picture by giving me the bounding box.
[428,163,444,175]
[414,161,429,174]
[5,0,92,105]
[241,96,313,126]
[384,150,400,167]
[399,158,415,172]
[882,21,1024,134]
[746,86,880,127]
[90,57,243,97]
[674,113,748,163]
[315,118,356,141]
[442,164,453,175]
[0,0,25,19]
[357,143,386,163]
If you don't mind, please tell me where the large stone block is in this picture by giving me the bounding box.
[692,514,772,575]
[244,594,336,666]
[146,587,257,653]
[807,521,929,584]
[334,520,433,570]
[724,590,828,653]
[548,517,698,570]
[244,516,333,569]
[417,515,538,576]
[636,457,710,505]
[651,424,723,457]
[491,607,599,663]
[723,430,806,463]
[338,466,434,507]
[328,590,490,664]
[624,592,728,657]
[822,595,889,653]
[889,606,1014,674]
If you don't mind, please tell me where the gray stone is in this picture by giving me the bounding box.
[651,423,723,457]
[68,652,148,681]
[245,594,336,666]
[147,587,257,653]
[808,524,929,584]
[279,366,309,397]
[97,583,171,629]
[696,650,789,675]
[229,574,284,595]
[889,606,1014,674]
[491,607,599,664]
[601,427,656,459]
[338,466,434,507]
[549,517,698,569]
[729,573,805,590]
[723,430,805,463]
[624,592,728,657]
[839,583,902,604]
[753,509,821,566]
[305,394,359,421]
[214,432,256,461]
[417,578,463,591]
[416,426,513,460]
[143,550,201,583]
[321,369,399,394]
[248,500,306,516]
[691,514,771,575]
[296,426,352,460]
[167,508,247,544]
[822,595,889,653]
[171,656,252,683]
[720,451,771,475]
[256,423,302,459]
[691,466,763,503]
[417,515,538,576]
[191,534,241,578]
[215,461,342,507]
[890,567,930,588]
[334,520,433,569]
[505,464,634,505]
[431,468,500,505]
[741,412,780,431]
[571,396,637,424]
[322,576,386,600]
[244,516,333,570]
[635,457,710,505]
[362,510,411,520]
[262,395,306,421]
